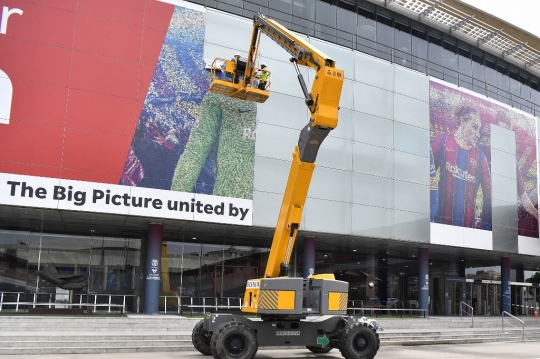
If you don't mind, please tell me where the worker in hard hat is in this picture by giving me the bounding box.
[256,63,270,90]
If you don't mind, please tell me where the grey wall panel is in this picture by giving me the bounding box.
[394,93,429,130]
[252,190,282,227]
[332,108,354,141]
[394,66,429,102]
[491,123,518,253]
[257,91,308,130]
[340,79,354,110]
[394,180,429,214]
[310,38,355,80]
[352,173,394,209]
[316,137,353,171]
[490,124,516,154]
[352,204,393,238]
[393,210,430,242]
[353,142,394,178]
[205,10,252,51]
[492,224,518,253]
[354,52,394,91]
[309,167,352,202]
[266,58,310,98]
[394,151,429,185]
[253,156,290,194]
[304,198,351,234]
[354,83,394,120]
[203,42,234,64]
[258,29,306,61]
[394,122,430,157]
[492,173,517,203]
[255,123,300,161]
[353,112,393,149]
[491,148,516,179]
[492,199,518,229]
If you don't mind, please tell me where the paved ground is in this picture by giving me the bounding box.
[3,342,540,359]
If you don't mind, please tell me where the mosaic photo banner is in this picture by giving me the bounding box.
[430,80,538,238]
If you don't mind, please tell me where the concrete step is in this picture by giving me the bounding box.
[0,315,538,355]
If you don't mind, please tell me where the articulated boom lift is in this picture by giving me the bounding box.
[192,14,380,359]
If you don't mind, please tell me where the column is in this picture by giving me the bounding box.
[418,247,429,317]
[501,256,511,314]
[302,237,316,278]
[377,252,388,304]
[144,223,163,314]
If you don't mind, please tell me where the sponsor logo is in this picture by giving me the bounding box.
[276,331,300,336]
[445,162,475,183]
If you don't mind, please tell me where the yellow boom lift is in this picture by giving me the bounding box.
[191,13,381,359]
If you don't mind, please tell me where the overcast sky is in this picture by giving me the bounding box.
[460,0,539,38]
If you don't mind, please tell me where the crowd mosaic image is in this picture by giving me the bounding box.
[120,6,257,200]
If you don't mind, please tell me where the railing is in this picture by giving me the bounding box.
[348,306,428,318]
[181,296,243,316]
[0,292,134,314]
[461,301,474,328]
[502,311,525,342]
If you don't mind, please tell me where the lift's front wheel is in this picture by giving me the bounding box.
[210,321,258,359]
[192,320,212,355]
[338,322,380,359]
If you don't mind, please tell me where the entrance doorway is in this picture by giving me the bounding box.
[512,284,539,316]
[467,281,500,316]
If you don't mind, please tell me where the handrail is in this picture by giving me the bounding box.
[461,301,474,328]
[348,307,429,318]
[502,311,524,342]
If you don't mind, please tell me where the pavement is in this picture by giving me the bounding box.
[2,342,540,359]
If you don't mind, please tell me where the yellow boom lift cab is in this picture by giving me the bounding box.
[192,14,381,359]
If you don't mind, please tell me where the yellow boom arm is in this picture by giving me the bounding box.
[246,15,344,278]
[209,14,343,280]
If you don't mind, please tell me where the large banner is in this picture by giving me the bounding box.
[430,80,538,238]
[0,1,254,225]
[120,6,257,200]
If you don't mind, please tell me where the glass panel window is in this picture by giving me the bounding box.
[292,0,314,35]
[497,60,509,93]
[394,17,411,68]
[268,0,292,13]
[485,56,497,87]
[471,48,485,82]
[315,1,336,42]
[338,0,355,12]
[357,13,376,56]
[411,25,427,73]
[376,16,394,62]
[458,54,472,77]
[337,7,356,47]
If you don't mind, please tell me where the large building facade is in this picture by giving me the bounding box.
[0,0,539,316]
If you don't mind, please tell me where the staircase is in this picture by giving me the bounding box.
[0,315,538,355]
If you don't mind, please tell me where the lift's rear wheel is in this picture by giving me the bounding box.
[306,345,332,353]
[338,322,380,359]
[192,320,212,355]
[210,322,258,359]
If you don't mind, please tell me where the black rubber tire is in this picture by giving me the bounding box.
[338,322,380,359]
[210,321,258,359]
[306,345,332,353]
[192,320,212,355]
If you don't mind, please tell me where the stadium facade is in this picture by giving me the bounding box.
[0,0,539,316]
